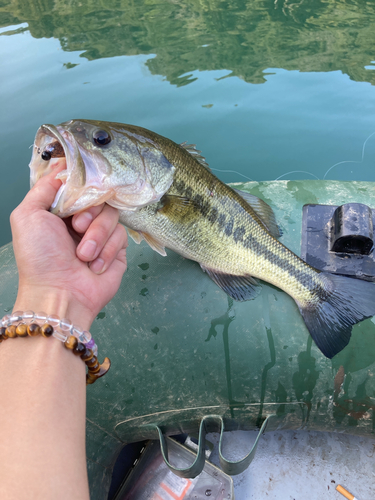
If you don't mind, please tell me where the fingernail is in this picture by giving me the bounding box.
[79,239,97,260]
[75,212,93,233]
[90,257,105,274]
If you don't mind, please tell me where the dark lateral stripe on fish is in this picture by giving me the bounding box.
[217,212,226,229]
[215,217,318,290]
[208,207,218,224]
[174,179,187,192]
[224,218,234,236]
[243,234,318,287]
[193,195,211,216]
[174,182,318,288]
[185,189,317,286]
[233,226,246,242]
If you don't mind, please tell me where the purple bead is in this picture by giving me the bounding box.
[86,338,95,350]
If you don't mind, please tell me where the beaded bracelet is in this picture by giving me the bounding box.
[0,311,110,385]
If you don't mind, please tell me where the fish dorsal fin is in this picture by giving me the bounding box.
[201,265,261,302]
[233,189,282,238]
[180,142,210,170]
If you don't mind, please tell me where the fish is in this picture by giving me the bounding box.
[29,119,375,359]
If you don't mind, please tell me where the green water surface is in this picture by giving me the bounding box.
[1,0,375,247]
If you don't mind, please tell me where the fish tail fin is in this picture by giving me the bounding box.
[298,272,375,359]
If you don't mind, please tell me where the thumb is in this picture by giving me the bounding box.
[24,168,63,212]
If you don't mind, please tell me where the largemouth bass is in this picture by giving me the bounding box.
[29,120,375,359]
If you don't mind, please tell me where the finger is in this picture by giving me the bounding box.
[10,166,67,240]
[89,224,128,274]
[76,204,119,262]
[21,161,66,212]
[114,247,127,267]
[94,248,128,295]
[71,205,105,234]
[65,218,83,247]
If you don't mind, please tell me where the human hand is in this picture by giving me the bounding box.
[10,169,128,330]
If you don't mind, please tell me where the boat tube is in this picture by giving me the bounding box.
[0,180,374,499]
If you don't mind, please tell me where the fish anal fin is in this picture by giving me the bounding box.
[127,228,143,245]
[201,265,260,302]
[141,232,167,256]
[233,189,282,238]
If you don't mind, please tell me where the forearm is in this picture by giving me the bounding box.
[0,295,90,500]
[1,169,127,499]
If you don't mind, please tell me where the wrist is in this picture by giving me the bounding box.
[3,302,110,386]
[14,284,95,332]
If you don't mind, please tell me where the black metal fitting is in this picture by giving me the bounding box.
[301,203,375,280]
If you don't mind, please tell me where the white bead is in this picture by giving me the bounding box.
[12,310,23,317]
[23,310,35,324]
[52,329,68,342]
[34,312,47,325]
[60,318,72,332]
[1,314,11,327]
[92,345,98,357]
[79,330,92,343]
[72,326,83,339]
[47,314,60,327]
[9,311,23,323]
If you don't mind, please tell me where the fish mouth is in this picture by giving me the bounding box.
[29,123,110,217]
[30,124,82,212]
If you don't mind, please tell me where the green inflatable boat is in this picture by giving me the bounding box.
[0,180,374,499]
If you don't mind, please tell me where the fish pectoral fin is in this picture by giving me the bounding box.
[127,228,143,245]
[126,227,167,256]
[158,195,196,217]
[141,232,167,257]
[201,266,261,301]
[233,189,282,238]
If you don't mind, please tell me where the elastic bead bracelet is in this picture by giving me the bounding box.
[0,311,110,385]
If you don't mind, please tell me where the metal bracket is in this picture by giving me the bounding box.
[148,414,275,478]
[301,203,375,281]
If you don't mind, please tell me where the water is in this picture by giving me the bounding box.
[1,0,375,247]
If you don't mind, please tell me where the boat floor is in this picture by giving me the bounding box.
[207,429,375,499]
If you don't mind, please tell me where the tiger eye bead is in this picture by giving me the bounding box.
[41,324,53,337]
[86,372,97,385]
[81,348,93,362]
[73,342,86,356]
[64,336,78,350]
[27,323,41,337]
[16,324,28,337]
[85,356,97,367]
[0,326,7,340]
[87,357,111,384]
[5,325,17,338]
[88,362,101,374]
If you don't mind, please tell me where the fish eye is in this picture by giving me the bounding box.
[41,151,52,161]
[93,130,111,146]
